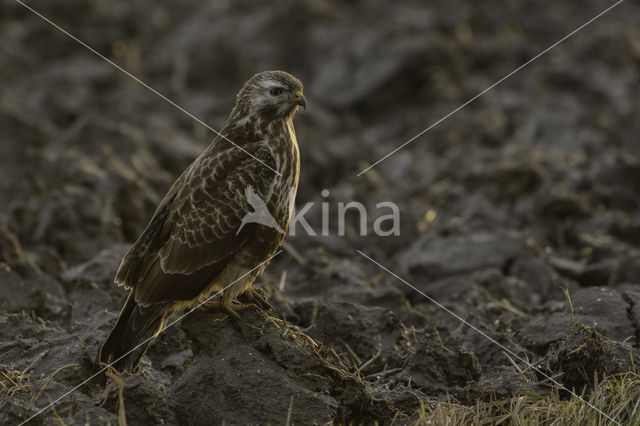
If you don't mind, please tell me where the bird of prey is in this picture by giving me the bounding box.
[99,70,305,372]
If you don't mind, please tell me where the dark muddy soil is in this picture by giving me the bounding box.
[1,0,640,424]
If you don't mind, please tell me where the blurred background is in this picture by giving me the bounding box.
[1,0,639,424]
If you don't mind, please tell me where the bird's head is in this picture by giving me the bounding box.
[234,70,306,121]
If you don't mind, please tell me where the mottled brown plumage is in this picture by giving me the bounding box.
[99,71,305,372]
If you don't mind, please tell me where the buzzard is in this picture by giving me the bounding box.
[99,70,305,372]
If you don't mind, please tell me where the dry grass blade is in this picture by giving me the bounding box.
[359,345,382,373]
[281,241,307,266]
[105,369,128,426]
[22,350,48,374]
[32,363,80,406]
[338,338,362,366]
[414,371,640,425]
[285,395,294,426]
[0,365,34,397]
[561,287,574,326]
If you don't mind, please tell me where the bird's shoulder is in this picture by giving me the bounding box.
[171,132,278,214]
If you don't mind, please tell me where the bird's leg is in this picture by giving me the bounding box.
[201,300,225,310]
[244,287,272,311]
[203,298,256,321]
[223,298,243,321]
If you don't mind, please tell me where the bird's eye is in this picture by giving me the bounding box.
[269,87,283,96]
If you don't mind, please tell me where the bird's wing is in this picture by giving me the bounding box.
[159,143,278,273]
[115,140,279,305]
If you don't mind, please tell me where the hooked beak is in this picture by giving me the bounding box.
[295,90,306,109]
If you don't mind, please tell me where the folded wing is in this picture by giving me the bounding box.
[115,142,278,306]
